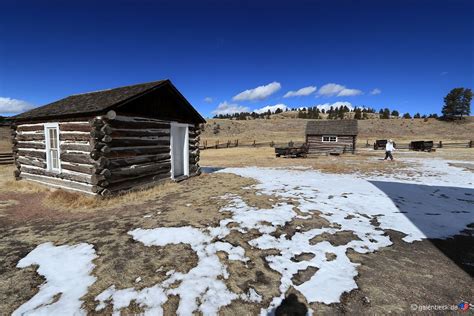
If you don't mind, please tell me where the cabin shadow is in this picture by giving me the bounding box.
[369,181,474,277]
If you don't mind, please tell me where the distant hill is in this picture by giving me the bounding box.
[202,117,474,145]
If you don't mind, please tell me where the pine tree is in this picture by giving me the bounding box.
[460,88,472,119]
[337,107,345,119]
[328,106,334,119]
[354,108,362,120]
[403,113,412,119]
[391,110,399,117]
[442,88,472,119]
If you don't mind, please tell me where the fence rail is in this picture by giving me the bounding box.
[201,139,473,150]
[199,140,307,150]
[0,152,14,165]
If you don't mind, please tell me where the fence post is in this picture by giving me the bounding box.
[235,139,239,147]
[366,139,369,148]
[215,140,219,149]
[469,140,473,148]
[270,141,274,147]
[438,141,442,148]
[253,140,256,147]
[227,140,230,148]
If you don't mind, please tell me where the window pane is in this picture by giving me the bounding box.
[53,129,58,148]
[49,129,54,148]
[51,150,58,169]
[48,128,58,149]
[49,128,57,149]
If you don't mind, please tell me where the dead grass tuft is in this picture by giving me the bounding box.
[42,180,180,211]
[0,166,49,194]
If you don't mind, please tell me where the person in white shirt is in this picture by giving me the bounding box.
[384,139,395,161]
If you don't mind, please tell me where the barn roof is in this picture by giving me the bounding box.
[13,80,206,123]
[306,120,358,135]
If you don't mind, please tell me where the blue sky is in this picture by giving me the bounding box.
[0,0,473,118]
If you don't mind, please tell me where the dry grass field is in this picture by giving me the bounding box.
[200,146,474,170]
[202,117,474,145]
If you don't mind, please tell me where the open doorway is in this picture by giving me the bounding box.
[170,123,189,179]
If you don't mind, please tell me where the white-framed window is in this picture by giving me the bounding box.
[44,123,61,172]
[322,135,338,142]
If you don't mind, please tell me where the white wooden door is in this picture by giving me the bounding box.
[171,124,189,178]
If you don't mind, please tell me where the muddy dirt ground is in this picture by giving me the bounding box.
[1,149,473,314]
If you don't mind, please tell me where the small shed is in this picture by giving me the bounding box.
[305,120,358,154]
[11,79,206,196]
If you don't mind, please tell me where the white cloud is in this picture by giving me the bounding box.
[313,101,354,112]
[204,97,213,103]
[337,88,363,97]
[253,103,288,114]
[317,83,362,97]
[0,97,34,114]
[370,88,381,95]
[233,82,281,101]
[283,86,317,98]
[212,101,250,115]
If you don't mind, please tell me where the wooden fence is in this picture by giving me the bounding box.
[199,140,305,150]
[0,152,14,165]
[201,139,474,150]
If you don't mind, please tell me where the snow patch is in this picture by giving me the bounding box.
[13,242,97,316]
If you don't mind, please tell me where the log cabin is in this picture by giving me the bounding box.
[305,120,358,155]
[10,80,206,196]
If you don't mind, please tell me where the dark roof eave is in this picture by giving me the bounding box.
[11,111,104,123]
[12,79,206,124]
[165,81,206,124]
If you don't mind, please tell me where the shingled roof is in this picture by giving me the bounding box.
[13,80,205,123]
[306,120,358,135]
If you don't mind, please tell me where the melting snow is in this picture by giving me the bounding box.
[216,158,473,312]
[96,226,257,315]
[13,242,97,316]
[17,158,471,315]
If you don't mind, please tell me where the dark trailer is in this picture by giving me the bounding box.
[409,141,434,152]
[11,80,206,196]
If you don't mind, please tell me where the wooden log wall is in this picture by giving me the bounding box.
[12,121,96,194]
[89,113,175,196]
[12,111,202,196]
[307,135,356,154]
[189,124,201,177]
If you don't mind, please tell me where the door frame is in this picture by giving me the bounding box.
[170,122,189,179]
